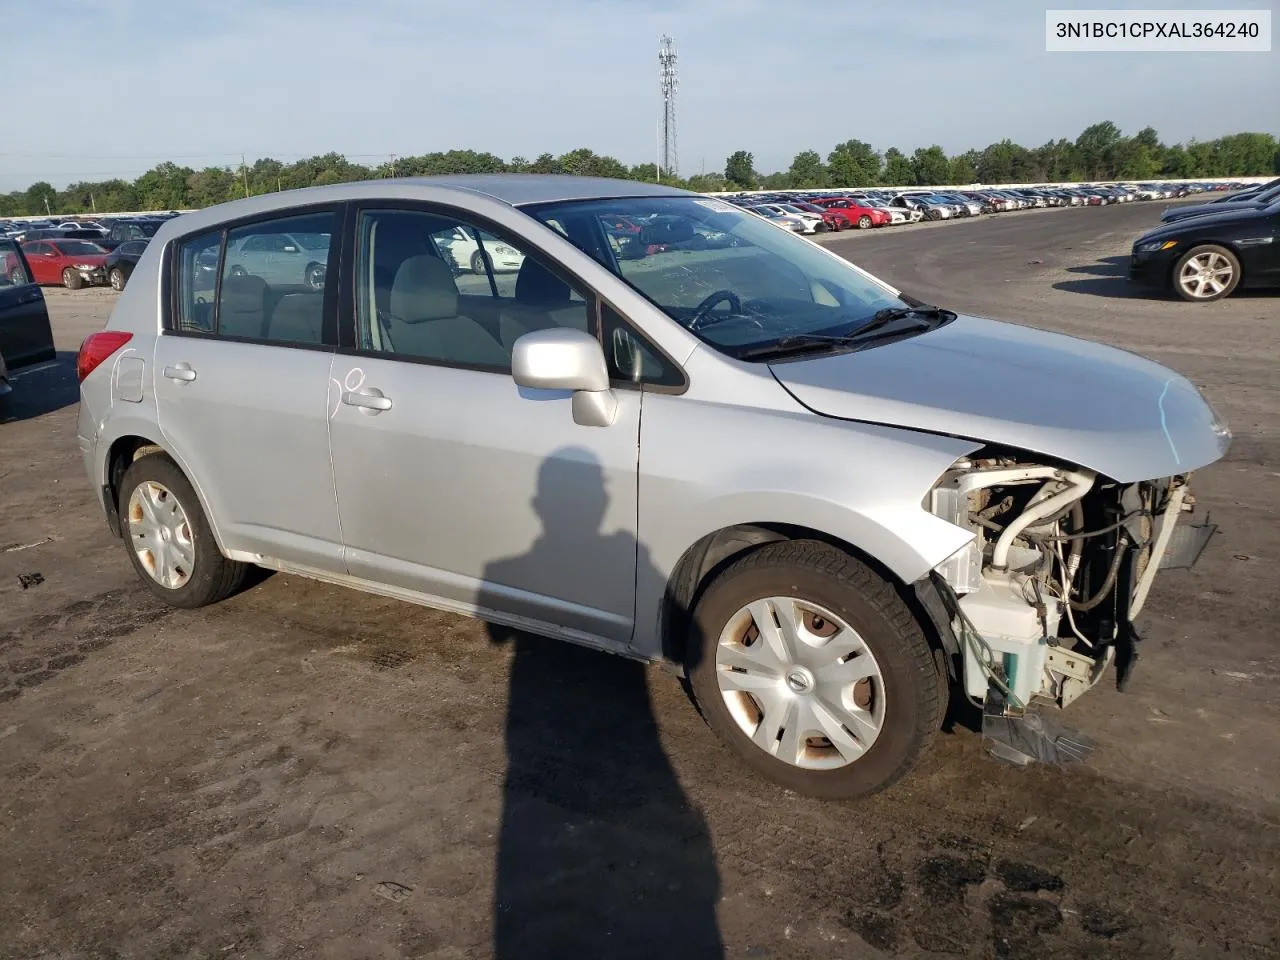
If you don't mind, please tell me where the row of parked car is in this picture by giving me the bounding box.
[720,181,1254,234]
[0,212,180,290]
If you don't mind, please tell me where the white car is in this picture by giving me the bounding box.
[436,226,526,274]
[749,205,818,234]
[224,230,331,289]
[761,203,825,235]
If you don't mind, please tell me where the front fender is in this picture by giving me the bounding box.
[634,392,980,658]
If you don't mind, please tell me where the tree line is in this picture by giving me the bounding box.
[3,123,1276,217]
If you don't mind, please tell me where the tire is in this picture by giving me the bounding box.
[109,267,126,292]
[857,215,872,230]
[118,452,248,609]
[926,209,942,221]
[1173,244,1241,302]
[304,262,325,290]
[685,540,944,800]
[229,264,247,278]
[7,269,22,285]
[470,250,487,274]
[63,268,84,290]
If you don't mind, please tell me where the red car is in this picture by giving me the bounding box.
[20,238,109,288]
[808,197,892,229]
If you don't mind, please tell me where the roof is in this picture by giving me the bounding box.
[146,175,696,243]
[388,174,692,206]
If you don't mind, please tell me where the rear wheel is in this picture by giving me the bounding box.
[118,452,248,608]
[857,215,872,230]
[1173,244,1240,302]
[63,268,83,290]
[685,540,944,800]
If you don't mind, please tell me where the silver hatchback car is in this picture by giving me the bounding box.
[76,176,1229,799]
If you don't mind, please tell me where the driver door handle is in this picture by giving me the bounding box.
[343,389,392,413]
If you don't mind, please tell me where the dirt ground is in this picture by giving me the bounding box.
[2,203,1277,960]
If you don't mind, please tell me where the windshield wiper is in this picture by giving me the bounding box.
[736,305,953,361]
[852,304,954,336]
[736,332,863,359]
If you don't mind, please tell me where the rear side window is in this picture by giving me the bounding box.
[218,212,333,343]
[171,211,335,344]
[175,230,221,333]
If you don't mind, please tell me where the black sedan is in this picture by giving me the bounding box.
[104,239,150,292]
[1160,177,1280,224]
[1129,198,1280,302]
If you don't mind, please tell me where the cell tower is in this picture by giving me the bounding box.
[658,35,679,179]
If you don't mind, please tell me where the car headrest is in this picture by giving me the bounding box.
[514,258,571,304]
[390,255,458,324]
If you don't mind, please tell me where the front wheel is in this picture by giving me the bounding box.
[109,267,126,292]
[857,215,872,230]
[686,540,944,800]
[63,268,84,290]
[470,250,488,274]
[118,452,248,608]
[304,262,325,290]
[1173,244,1240,302]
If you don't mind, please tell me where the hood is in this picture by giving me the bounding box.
[768,314,1230,483]
[62,254,108,265]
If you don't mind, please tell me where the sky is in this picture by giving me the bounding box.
[2,0,1276,191]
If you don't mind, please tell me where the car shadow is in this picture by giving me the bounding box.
[1062,254,1129,278]
[479,449,724,960]
[0,350,79,423]
[1053,255,1153,300]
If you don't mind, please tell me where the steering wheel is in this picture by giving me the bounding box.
[688,289,742,331]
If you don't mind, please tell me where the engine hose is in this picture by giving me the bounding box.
[1070,533,1130,612]
[1064,501,1084,590]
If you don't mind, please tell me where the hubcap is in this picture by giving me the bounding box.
[715,596,886,770]
[127,481,195,589]
[1179,252,1232,298]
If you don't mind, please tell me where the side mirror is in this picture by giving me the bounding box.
[282,245,298,253]
[511,327,617,427]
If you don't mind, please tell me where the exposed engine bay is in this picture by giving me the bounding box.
[926,451,1216,760]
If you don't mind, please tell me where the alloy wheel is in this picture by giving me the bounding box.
[1178,252,1234,299]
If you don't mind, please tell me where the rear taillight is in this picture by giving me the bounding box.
[77,331,133,383]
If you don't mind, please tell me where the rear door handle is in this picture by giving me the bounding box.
[163,364,197,382]
[342,389,392,413]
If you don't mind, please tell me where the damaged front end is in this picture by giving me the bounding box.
[924,452,1217,765]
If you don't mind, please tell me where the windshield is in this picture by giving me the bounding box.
[53,240,107,256]
[526,195,908,358]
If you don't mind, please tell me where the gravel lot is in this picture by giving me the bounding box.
[2,202,1277,960]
